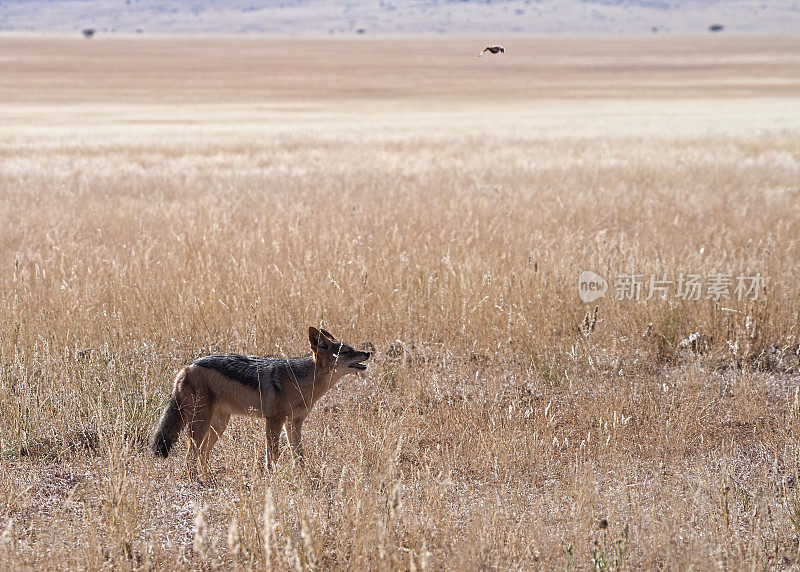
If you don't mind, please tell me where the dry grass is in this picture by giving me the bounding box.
[1,35,800,569]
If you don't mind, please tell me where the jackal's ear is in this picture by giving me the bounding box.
[309,327,331,351]
[319,328,336,342]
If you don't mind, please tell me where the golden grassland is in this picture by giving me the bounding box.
[1,35,799,569]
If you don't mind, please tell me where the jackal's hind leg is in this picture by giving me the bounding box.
[185,406,213,479]
[198,410,230,474]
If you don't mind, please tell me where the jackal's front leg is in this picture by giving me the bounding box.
[287,417,306,463]
[264,418,284,469]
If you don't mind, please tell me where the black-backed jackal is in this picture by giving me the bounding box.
[149,327,371,477]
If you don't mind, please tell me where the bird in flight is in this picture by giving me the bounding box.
[478,45,505,57]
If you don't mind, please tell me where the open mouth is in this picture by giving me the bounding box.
[349,361,368,370]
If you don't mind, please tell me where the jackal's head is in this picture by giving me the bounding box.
[309,327,371,376]
[308,327,372,375]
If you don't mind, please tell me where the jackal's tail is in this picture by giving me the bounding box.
[149,368,188,457]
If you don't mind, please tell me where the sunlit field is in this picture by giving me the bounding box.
[1,35,799,569]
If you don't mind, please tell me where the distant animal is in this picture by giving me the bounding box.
[478,45,505,57]
[708,24,724,33]
[149,327,371,478]
[82,28,95,39]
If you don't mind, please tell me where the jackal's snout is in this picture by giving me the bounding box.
[348,348,371,370]
[348,341,374,371]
